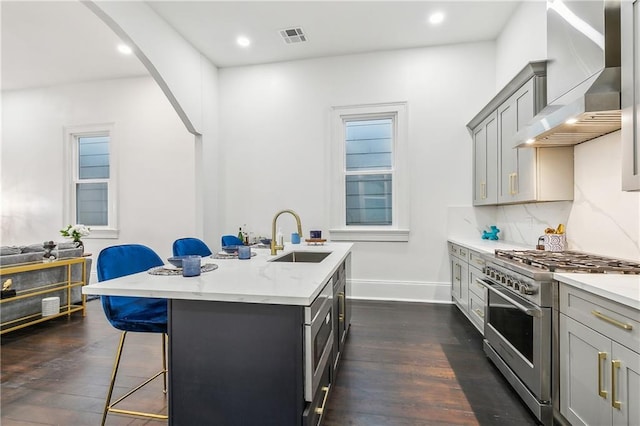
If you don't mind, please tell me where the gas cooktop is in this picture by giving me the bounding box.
[494,250,640,274]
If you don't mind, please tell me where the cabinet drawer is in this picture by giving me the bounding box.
[468,290,485,334]
[468,266,486,301]
[560,284,640,352]
[303,354,331,426]
[448,242,469,262]
[468,250,486,269]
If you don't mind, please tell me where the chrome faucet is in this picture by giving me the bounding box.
[271,209,303,255]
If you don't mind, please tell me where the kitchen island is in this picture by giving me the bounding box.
[83,242,352,426]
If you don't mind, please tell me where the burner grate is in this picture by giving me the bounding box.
[494,250,640,274]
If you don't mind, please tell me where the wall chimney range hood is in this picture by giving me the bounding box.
[516,0,621,147]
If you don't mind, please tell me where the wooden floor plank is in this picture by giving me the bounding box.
[1,299,539,425]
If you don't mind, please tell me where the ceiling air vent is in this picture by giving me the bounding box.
[279,27,307,44]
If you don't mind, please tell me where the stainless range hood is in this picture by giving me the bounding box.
[516,0,621,147]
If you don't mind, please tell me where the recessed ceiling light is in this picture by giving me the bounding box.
[237,36,251,47]
[117,44,132,55]
[429,12,445,25]
[565,117,578,124]
[525,138,536,144]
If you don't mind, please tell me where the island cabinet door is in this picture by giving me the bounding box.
[168,299,305,426]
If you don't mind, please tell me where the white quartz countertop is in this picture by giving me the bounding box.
[448,237,639,311]
[83,242,352,306]
[554,273,640,311]
[447,237,533,254]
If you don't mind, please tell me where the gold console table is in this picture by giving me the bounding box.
[1,257,87,334]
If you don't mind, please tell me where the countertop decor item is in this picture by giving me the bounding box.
[167,255,200,269]
[148,263,218,276]
[222,245,240,254]
[481,225,500,240]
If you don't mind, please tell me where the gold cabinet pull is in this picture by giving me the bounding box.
[314,385,330,415]
[474,308,485,318]
[511,173,518,195]
[592,310,633,331]
[339,292,345,321]
[598,352,608,398]
[612,360,621,409]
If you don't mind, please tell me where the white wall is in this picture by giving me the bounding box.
[495,1,547,90]
[218,42,496,302]
[1,76,196,266]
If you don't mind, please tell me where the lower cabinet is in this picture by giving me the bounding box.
[449,243,469,312]
[467,266,486,334]
[332,261,348,372]
[559,285,640,426]
[303,357,332,426]
[448,241,485,334]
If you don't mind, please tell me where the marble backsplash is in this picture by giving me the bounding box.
[448,132,640,261]
[447,202,572,249]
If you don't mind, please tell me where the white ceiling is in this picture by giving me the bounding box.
[1,0,521,91]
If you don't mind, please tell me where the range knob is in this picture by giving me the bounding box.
[520,285,537,295]
[513,281,521,291]
[506,277,513,287]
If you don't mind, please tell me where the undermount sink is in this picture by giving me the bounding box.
[270,251,332,263]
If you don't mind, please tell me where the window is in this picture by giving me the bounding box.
[330,103,409,242]
[64,124,118,238]
[345,119,393,225]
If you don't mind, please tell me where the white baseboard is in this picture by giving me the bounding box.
[349,279,452,304]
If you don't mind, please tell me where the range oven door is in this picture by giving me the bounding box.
[478,278,551,403]
[304,283,333,402]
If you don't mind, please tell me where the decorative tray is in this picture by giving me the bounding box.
[305,238,326,245]
[211,251,257,259]
[148,263,219,276]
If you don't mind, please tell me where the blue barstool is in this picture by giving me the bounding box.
[172,237,213,257]
[97,244,168,425]
[221,235,244,247]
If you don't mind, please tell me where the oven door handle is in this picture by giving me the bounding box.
[475,278,542,318]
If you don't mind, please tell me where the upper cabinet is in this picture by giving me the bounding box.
[467,61,574,206]
[473,111,498,205]
[622,0,640,191]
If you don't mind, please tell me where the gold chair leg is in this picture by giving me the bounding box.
[162,333,167,394]
[102,331,127,426]
[101,331,169,424]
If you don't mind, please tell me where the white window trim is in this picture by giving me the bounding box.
[63,123,119,239]
[329,102,409,242]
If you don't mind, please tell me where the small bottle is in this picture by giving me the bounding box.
[277,228,283,246]
[238,227,244,244]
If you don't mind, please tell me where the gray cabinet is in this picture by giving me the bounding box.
[468,61,574,205]
[559,284,640,426]
[448,242,485,334]
[497,78,537,203]
[332,259,350,374]
[449,242,469,312]
[473,111,498,205]
[622,0,640,191]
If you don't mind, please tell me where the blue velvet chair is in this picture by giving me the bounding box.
[221,235,244,247]
[172,237,213,257]
[97,244,168,425]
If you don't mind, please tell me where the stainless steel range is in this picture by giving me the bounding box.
[477,250,640,426]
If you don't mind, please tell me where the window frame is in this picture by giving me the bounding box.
[329,102,409,242]
[63,124,119,239]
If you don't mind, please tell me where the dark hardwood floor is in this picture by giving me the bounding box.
[1,299,539,425]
